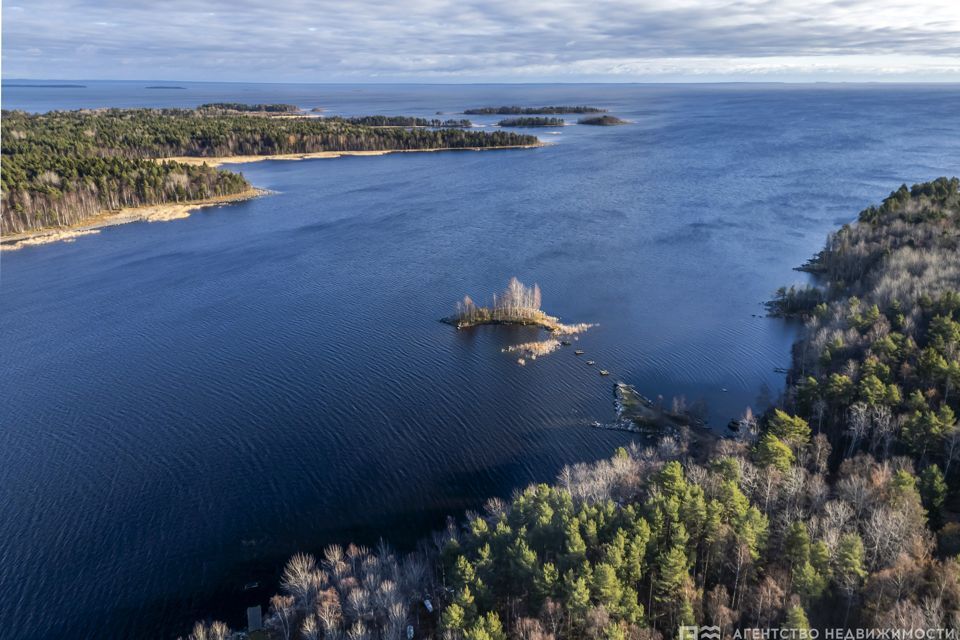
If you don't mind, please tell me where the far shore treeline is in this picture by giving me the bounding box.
[497,117,565,127]
[197,102,300,113]
[322,115,473,128]
[465,105,606,115]
[0,108,537,234]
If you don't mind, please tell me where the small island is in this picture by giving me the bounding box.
[446,277,590,333]
[497,117,564,127]
[465,105,606,115]
[578,115,628,126]
[445,278,593,363]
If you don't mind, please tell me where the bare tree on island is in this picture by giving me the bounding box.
[448,277,584,334]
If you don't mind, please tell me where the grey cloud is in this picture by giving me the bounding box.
[3,0,959,80]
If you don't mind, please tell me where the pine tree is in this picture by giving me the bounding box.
[784,521,810,571]
[920,464,948,528]
[835,533,867,625]
[785,603,811,629]
[768,410,812,450]
[654,545,688,625]
[442,603,467,631]
[593,563,624,610]
[453,585,477,621]
[659,461,687,499]
[464,612,507,640]
[754,432,795,472]
[565,570,592,622]
[564,518,587,568]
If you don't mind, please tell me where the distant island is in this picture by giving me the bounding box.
[145,86,186,90]
[465,105,606,115]
[497,117,564,127]
[578,115,628,126]
[3,83,86,88]
[0,107,540,244]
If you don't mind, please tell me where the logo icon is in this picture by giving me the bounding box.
[679,626,721,640]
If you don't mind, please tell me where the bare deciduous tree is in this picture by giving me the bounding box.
[347,620,370,640]
[270,594,295,640]
[847,402,871,456]
[281,552,318,610]
[301,614,321,640]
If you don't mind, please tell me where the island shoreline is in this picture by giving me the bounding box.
[0,187,268,251]
[2,143,546,251]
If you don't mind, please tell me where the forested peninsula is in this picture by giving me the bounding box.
[197,103,301,113]
[498,117,565,128]
[184,179,960,640]
[0,108,538,237]
[322,116,474,128]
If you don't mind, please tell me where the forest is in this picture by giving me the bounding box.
[498,118,565,128]
[182,178,960,640]
[323,116,474,128]
[0,108,537,234]
[197,103,301,113]
[465,107,606,115]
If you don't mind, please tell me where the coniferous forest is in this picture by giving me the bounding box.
[498,118,566,128]
[0,109,537,234]
[324,116,474,128]
[184,178,960,640]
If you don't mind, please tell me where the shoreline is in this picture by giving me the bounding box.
[157,143,545,167]
[1,187,268,251]
[442,315,593,335]
[2,143,544,251]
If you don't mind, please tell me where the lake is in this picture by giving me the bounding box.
[1,82,958,639]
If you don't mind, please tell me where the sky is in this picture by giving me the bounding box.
[3,0,960,83]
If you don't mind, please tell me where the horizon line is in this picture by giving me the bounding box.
[6,78,960,87]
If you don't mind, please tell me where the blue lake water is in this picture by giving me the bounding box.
[2,82,959,639]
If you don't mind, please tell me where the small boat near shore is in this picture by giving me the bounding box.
[599,370,610,376]
[586,360,595,365]
[575,350,585,355]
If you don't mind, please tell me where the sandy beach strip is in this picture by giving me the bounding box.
[1,187,267,251]
[157,143,545,167]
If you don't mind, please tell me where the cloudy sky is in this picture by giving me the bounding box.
[3,0,960,82]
